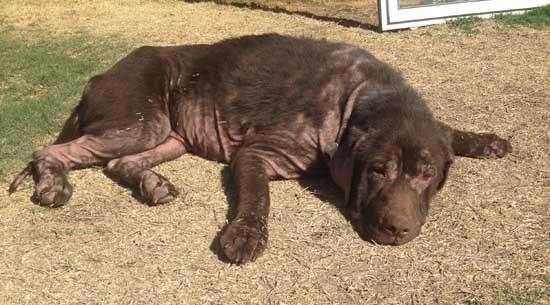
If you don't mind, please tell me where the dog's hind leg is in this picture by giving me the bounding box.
[30,116,172,207]
[105,132,186,205]
[9,109,82,195]
[13,45,187,207]
[32,128,166,207]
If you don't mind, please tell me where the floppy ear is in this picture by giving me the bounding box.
[435,125,455,191]
[329,126,370,204]
[347,160,369,219]
[437,154,454,190]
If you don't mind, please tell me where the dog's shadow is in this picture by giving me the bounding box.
[209,167,238,263]
[102,169,156,205]
[209,166,354,261]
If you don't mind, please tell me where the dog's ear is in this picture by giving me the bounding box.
[437,153,454,190]
[435,123,455,191]
[347,158,369,218]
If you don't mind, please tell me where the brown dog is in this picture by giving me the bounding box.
[9,34,511,263]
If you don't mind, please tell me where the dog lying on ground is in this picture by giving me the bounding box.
[9,34,511,263]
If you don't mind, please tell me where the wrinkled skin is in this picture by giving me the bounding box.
[9,34,512,263]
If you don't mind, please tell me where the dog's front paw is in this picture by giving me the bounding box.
[219,216,268,264]
[480,134,512,159]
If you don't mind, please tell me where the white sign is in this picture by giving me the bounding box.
[379,0,550,31]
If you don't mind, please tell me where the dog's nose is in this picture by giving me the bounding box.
[381,216,413,238]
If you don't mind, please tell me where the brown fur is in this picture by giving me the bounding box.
[9,34,511,263]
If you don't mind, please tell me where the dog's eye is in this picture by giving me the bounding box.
[370,163,386,176]
[422,166,435,180]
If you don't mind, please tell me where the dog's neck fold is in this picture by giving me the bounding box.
[332,81,368,149]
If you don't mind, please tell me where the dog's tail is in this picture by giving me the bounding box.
[8,163,33,194]
[8,108,82,194]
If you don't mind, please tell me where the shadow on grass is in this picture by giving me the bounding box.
[210,165,362,262]
[209,166,238,263]
[183,0,380,32]
[296,177,369,242]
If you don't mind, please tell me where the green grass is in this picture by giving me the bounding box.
[332,223,352,234]
[495,5,550,30]
[465,286,549,305]
[497,286,550,305]
[0,26,131,180]
[446,16,481,34]
[63,257,81,271]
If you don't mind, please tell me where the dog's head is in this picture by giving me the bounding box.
[329,90,453,245]
[349,131,452,245]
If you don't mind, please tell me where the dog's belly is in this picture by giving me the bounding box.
[170,94,339,179]
[170,93,235,163]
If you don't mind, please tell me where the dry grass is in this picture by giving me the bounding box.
[185,0,380,29]
[1,0,549,304]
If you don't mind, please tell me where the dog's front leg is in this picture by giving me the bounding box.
[220,148,271,264]
[438,122,512,159]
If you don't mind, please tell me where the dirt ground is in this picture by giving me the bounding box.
[1,0,549,304]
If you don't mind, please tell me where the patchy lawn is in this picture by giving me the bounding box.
[0,27,131,178]
[0,1,549,304]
